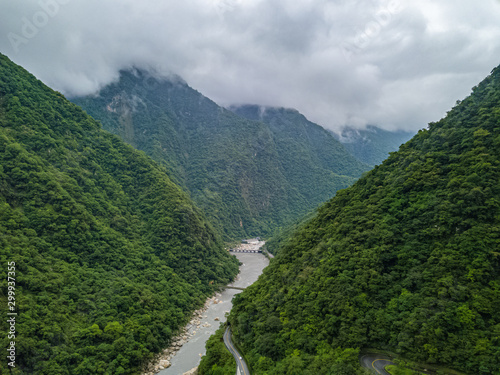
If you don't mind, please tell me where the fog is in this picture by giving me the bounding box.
[1,0,500,132]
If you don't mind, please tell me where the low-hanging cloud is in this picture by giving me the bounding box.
[1,0,500,132]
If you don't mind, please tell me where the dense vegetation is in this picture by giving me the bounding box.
[230,105,368,205]
[335,125,415,166]
[197,325,237,375]
[200,66,500,374]
[72,73,369,240]
[0,54,239,374]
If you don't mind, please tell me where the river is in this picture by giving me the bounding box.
[158,246,269,374]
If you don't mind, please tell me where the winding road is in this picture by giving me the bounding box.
[360,354,395,374]
[223,326,251,375]
[222,330,399,375]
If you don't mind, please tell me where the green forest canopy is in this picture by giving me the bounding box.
[0,53,239,375]
[200,65,500,374]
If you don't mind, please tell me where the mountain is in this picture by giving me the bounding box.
[72,71,369,240]
[200,66,500,374]
[0,54,238,375]
[334,125,415,166]
[229,105,370,202]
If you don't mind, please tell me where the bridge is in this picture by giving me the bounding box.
[226,286,246,291]
[229,249,262,253]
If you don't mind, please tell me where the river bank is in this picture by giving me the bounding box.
[141,294,224,375]
[142,242,268,375]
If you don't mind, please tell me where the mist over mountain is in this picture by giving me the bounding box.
[334,125,416,166]
[1,2,500,375]
[2,1,500,135]
[72,70,370,240]
[229,105,367,176]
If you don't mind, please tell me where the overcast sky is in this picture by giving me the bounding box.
[1,0,500,132]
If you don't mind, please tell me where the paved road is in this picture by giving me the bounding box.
[223,326,251,375]
[360,354,395,375]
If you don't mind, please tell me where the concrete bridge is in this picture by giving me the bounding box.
[229,249,262,253]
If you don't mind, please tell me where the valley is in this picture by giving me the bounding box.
[0,54,240,375]
[200,65,500,374]
[71,71,370,241]
[150,241,269,375]
[1,28,499,375]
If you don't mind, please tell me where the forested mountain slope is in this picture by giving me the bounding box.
[201,66,500,374]
[0,54,238,375]
[72,72,369,240]
[334,125,415,166]
[230,105,368,204]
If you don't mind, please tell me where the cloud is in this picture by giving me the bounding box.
[1,0,500,132]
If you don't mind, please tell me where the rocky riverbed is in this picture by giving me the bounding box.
[141,242,268,375]
[141,295,226,375]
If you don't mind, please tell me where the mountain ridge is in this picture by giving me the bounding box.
[0,53,239,375]
[334,124,416,166]
[72,70,370,240]
[200,65,500,374]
